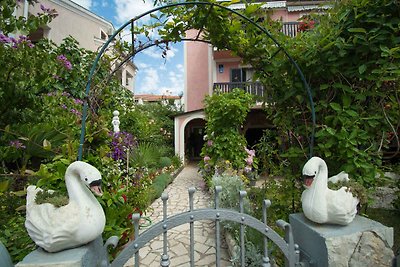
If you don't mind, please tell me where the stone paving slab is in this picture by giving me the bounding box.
[124,164,231,267]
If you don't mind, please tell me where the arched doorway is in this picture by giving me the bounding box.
[185,118,206,161]
[174,110,205,164]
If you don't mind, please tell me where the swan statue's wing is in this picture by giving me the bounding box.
[26,186,80,252]
[326,188,359,225]
[328,171,349,183]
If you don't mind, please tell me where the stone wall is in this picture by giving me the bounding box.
[290,213,395,267]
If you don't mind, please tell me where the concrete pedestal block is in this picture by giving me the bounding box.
[289,213,394,267]
[16,236,108,267]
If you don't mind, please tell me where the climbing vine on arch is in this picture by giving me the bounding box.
[128,0,400,188]
[83,0,399,189]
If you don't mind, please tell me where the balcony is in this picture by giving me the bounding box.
[213,82,265,97]
[282,22,300,37]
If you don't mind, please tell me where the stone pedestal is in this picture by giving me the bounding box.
[16,236,107,267]
[289,213,394,267]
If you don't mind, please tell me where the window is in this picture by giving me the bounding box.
[28,27,50,43]
[100,29,108,40]
[230,68,254,82]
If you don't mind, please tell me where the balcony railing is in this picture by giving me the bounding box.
[213,82,265,97]
[282,22,300,38]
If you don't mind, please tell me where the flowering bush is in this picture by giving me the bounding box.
[199,89,255,185]
[108,131,137,161]
[99,158,152,247]
[297,18,315,32]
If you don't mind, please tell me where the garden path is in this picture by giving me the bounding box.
[124,163,231,267]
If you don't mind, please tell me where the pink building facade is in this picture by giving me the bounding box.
[175,1,330,162]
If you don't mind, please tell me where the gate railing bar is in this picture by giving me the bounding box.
[239,191,246,267]
[277,219,299,267]
[262,199,272,267]
[111,187,300,267]
[132,214,140,267]
[214,186,222,267]
[188,187,196,267]
[160,193,170,267]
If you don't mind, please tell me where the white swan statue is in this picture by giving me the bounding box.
[25,161,106,252]
[301,157,359,225]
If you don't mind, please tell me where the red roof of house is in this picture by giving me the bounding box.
[134,94,181,102]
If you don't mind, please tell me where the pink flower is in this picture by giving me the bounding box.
[244,166,252,173]
[207,140,213,147]
[204,156,210,162]
[246,156,253,165]
[245,147,255,157]
[9,140,26,149]
[74,98,84,105]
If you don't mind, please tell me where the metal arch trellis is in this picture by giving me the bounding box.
[77,1,316,161]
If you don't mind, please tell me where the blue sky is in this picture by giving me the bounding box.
[71,0,184,96]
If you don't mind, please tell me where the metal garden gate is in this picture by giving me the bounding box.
[111,186,300,267]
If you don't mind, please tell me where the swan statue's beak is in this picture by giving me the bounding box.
[89,180,103,196]
[302,175,315,188]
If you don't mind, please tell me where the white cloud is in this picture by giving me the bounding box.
[140,45,177,60]
[136,61,150,69]
[114,0,155,25]
[102,1,109,8]
[142,46,164,59]
[165,46,177,58]
[119,28,132,44]
[70,0,92,9]
[140,67,160,92]
[136,63,184,95]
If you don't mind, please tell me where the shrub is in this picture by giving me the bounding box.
[159,157,172,168]
[130,142,161,169]
[200,89,254,181]
[149,173,173,202]
[170,155,182,169]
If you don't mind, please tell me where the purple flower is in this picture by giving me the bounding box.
[245,147,255,157]
[57,55,73,70]
[39,4,58,17]
[74,98,83,105]
[207,140,213,147]
[64,61,72,70]
[17,35,27,43]
[109,131,137,161]
[57,55,66,61]
[0,33,11,44]
[9,140,26,149]
[246,156,253,165]
[70,108,81,116]
[40,4,49,12]
[60,104,67,109]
